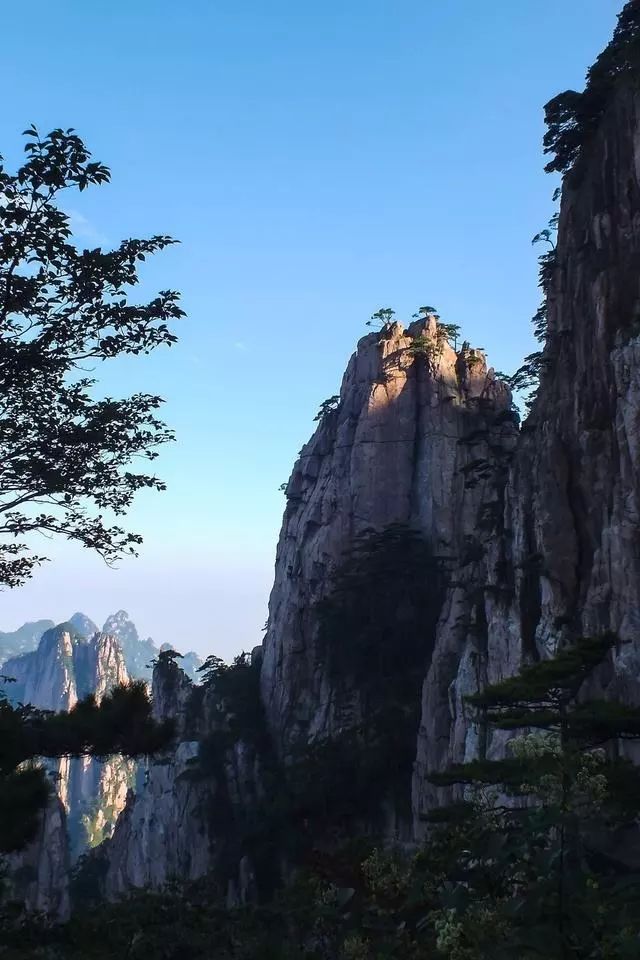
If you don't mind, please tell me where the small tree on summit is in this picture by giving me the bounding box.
[367,307,395,330]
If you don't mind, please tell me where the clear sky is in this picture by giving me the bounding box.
[0,0,620,659]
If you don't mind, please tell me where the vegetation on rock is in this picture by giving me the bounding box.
[543,0,640,179]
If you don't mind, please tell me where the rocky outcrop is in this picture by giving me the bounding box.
[103,740,211,894]
[2,623,129,710]
[102,656,261,905]
[101,610,156,680]
[159,642,202,683]
[260,318,515,760]
[101,610,201,682]
[69,612,99,641]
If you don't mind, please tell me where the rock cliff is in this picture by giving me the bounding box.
[260,318,515,764]
[102,653,263,904]
[5,795,70,920]
[100,324,517,894]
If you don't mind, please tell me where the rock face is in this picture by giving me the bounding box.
[102,325,516,892]
[2,622,129,713]
[6,796,70,921]
[102,656,261,905]
[99,78,640,902]
[101,610,157,681]
[414,83,640,822]
[69,612,99,641]
[101,610,202,681]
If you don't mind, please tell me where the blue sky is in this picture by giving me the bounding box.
[0,0,620,658]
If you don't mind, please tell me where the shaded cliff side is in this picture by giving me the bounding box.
[260,317,515,765]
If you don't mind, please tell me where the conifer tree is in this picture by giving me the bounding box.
[427,633,640,958]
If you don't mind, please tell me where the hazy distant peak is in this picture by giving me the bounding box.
[0,619,54,666]
[68,612,99,639]
[102,610,139,643]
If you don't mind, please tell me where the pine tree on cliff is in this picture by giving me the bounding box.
[544,0,640,178]
[0,127,181,853]
[427,633,640,958]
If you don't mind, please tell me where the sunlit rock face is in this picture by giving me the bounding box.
[2,622,129,712]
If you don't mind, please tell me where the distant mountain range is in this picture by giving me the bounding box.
[0,610,202,683]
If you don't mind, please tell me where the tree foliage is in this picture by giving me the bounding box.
[313,395,340,422]
[0,126,184,587]
[544,0,640,178]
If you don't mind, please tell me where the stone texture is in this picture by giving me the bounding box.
[6,796,70,921]
[102,657,263,905]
